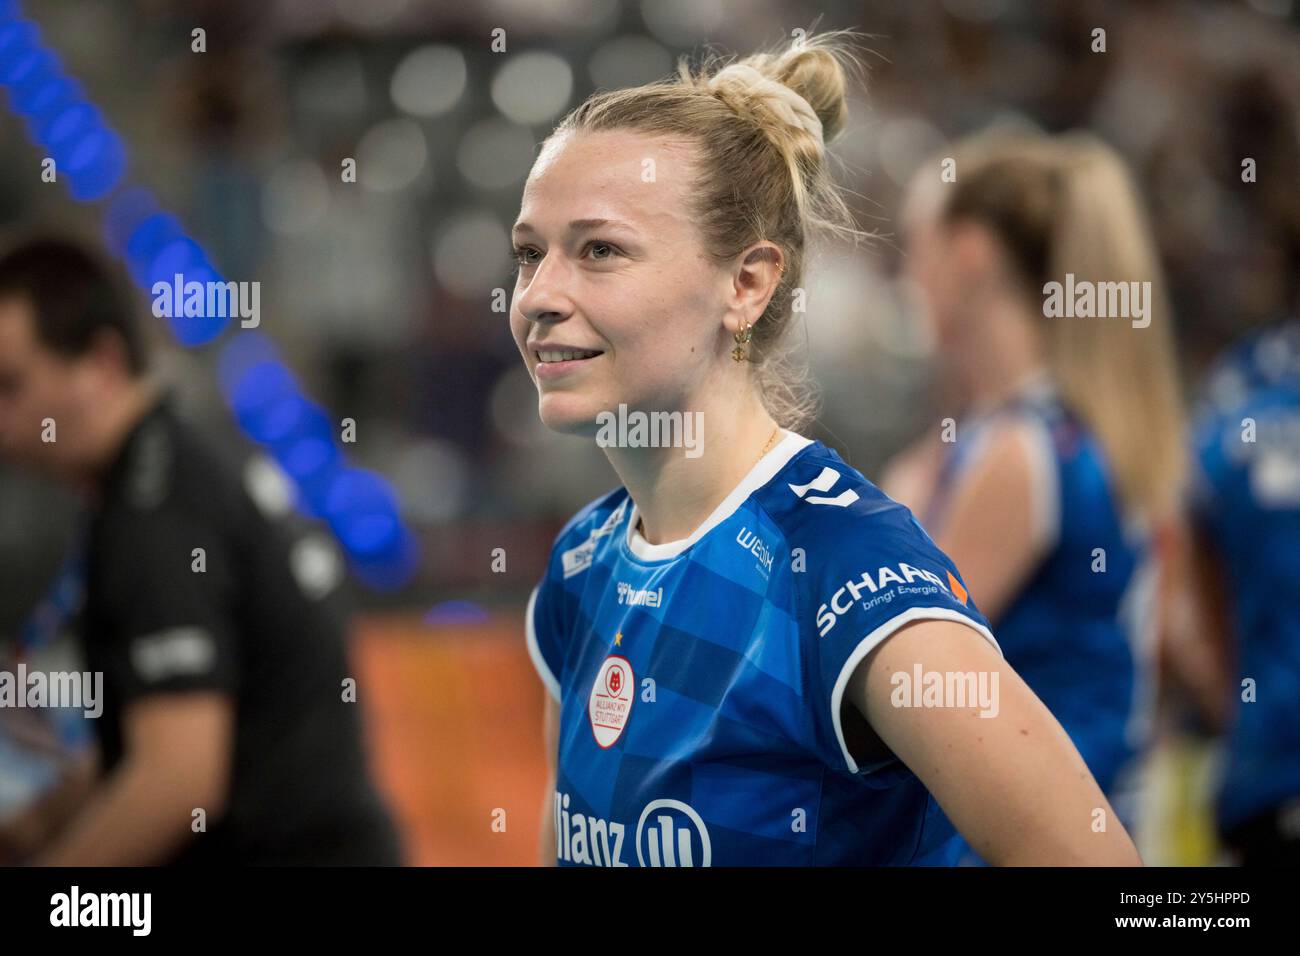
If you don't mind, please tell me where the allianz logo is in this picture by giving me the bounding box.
[555,792,712,866]
[735,525,774,574]
[616,581,663,607]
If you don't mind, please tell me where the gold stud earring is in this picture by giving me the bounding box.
[732,321,753,362]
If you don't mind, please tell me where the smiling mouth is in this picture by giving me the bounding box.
[535,348,603,363]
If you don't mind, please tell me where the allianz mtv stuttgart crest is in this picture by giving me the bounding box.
[588,654,634,748]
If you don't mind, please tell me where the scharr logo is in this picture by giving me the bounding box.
[816,563,968,637]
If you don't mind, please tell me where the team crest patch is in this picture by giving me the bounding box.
[589,654,634,748]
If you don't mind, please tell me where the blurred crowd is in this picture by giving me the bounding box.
[0,0,1294,618]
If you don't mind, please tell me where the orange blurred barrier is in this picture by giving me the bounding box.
[353,610,546,866]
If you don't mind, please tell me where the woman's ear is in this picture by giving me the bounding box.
[724,242,784,334]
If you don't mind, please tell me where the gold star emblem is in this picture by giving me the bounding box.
[614,632,622,646]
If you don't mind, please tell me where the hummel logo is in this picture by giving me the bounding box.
[788,467,860,507]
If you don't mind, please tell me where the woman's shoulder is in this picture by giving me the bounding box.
[759,441,990,642]
[758,439,956,575]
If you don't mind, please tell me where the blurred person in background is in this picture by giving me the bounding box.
[0,236,401,865]
[514,31,1139,866]
[883,131,1187,860]
[1182,319,1300,865]
[1165,58,1300,867]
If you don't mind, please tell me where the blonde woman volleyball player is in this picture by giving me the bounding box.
[884,133,1187,859]
[513,32,1139,866]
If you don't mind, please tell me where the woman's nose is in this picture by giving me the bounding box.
[515,254,574,325]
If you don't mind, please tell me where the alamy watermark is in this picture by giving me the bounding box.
[595,404,704,458]
[890,664,999,718]
[1043,273,1151,328]
[151,273,260,328]
[0,665,102,718]
[50,886,151,936]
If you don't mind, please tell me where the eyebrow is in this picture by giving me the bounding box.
[511,218,638,237]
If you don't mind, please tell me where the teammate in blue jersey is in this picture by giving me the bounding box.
[1186,319,1300,864]
[509,32,1140,866]
[881,133,1188,857]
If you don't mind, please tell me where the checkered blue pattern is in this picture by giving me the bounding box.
[527,434,996,866]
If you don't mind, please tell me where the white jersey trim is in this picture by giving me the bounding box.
[623,430,814,562]
[829,606,1003,775]
[945,413,1060,558]
[1015,415,1062,556]
[525,584,561,703]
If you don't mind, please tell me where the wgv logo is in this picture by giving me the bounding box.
[562,499,630,579]
[788,467,859,507]
[636,799,712,867]
[735,526,774,575]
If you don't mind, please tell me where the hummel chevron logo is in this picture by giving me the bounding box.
[788,467,860,507]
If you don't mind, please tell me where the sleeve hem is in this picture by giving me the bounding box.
[828,606,1002,775]
[524,584,561,703]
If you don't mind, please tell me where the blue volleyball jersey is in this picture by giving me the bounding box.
[1197,320,1300,418]
[920,380,1154,806]
[526,432,999,866]
[1191,320,1300,833]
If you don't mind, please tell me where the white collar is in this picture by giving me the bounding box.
[623,430,814,562]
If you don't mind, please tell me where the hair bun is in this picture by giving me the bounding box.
[709,63,825,149]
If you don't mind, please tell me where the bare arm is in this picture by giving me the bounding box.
[852,619,1141,865]
[930,422,1052,622]
[33,693,233,866]
[1158,519,1235,733]
[538,695,559,866]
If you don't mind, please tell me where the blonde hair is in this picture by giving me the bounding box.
[942,131,1186,520]
[550,29,871,430]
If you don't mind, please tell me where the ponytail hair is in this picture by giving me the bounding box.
[943,131,1186,521]
[551,28,872,431]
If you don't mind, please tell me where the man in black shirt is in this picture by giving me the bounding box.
[0,237,402,865]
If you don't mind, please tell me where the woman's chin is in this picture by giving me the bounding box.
[537,393,601,438]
